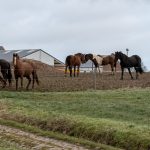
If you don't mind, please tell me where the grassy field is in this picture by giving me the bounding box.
[0,88,150,149]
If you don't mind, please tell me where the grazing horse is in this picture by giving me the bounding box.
[0,59,12,88]
[13,53,39,90]
[65,53,85,77]
[115,51,143,80]
[85,53,103,74]
[102,53,118,75]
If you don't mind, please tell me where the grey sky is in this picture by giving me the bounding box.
[1,0,150,69]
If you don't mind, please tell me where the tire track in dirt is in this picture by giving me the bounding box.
[0,124,89,150]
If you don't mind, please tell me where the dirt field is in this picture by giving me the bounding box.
[3,62,150,91]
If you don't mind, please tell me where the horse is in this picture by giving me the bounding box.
[101,53,118,75]
[13,53,39,90]
[65,53,85,77]
[115,51,143,80]
[0,59,12,88]
[85,53,103,74]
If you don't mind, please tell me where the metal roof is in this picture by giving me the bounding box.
[0,49,64,65]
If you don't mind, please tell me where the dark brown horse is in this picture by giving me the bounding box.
[13,53,39,90]
[0,59,12,88]
[102,53,118,75]
[65,53,85,77]
[115,51,143,80]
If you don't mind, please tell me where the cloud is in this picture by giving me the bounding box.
[0,0,150,68]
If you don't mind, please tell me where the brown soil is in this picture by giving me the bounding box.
[3,61,150,91]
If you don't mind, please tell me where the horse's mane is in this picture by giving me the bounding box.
[74,53,83,56]
[119,51,128,59]
[97,54,103,58]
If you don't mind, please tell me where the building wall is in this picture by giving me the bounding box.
[81,60,103,73]
[23,50,54,66]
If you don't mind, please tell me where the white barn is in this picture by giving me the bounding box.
[0,48,64,67]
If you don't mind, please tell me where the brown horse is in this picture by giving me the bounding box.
[102,53,118,75]
[65,53,85,77]
[13,53,39,90]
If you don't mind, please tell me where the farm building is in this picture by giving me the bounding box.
[0,47,64,67]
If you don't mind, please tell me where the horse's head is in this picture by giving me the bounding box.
[75,53,86,63]
[85,54,93,62]
[115,51,121,61]
[13,53,20,66]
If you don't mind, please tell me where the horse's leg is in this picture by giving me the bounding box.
[2,71,7,86]
[111,64,114,75]
[134,67,139,79]
[20,76,23,89]
[15,76,19,90]
[0,75,6,88]
[120,67,124,80]
[69,66,72,77]
[74,66,76,77]
[32,72,35,89]
[95,67,97,75]
[128,68,133,80]
[98,65,101,75]
[114,63,117,72]
[26,76,31,90]
[65,65,67,77]
[77,66,80,77]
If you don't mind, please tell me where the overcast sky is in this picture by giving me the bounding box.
[0,0,150,69]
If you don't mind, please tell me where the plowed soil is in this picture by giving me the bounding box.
[3,61,150,91]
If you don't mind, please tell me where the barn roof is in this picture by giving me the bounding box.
[0,46,5,51]
[0,49,64,65]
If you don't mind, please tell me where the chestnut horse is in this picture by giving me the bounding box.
[65,53,85,77]
[13,53,39,90]
[0,59,12,88]
[102,53,118,75]
[85,53,103,74]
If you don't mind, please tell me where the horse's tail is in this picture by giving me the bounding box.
[65,55,71,76]
[34,71,40,85]
[135,55,144,74]
[137,66,144,74]
[7,64,12,86]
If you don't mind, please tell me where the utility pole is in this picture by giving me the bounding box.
[126,48,129,56]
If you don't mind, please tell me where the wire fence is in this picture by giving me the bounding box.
[0,65,148,91]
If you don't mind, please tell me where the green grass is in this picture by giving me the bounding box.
[0,139,22,150]
[0,88,150,149]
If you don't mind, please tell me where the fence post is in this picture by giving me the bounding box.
[93,68,96,90]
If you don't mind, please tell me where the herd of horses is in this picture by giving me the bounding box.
[65,51,144,79]
[0,51,143,90]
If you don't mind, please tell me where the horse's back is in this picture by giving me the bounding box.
[93,55,103,65]
[102,55,114,64]
[0,59,10,68]
[22,59,37,69]
[65,55,81,66]
[130,55,141,65]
